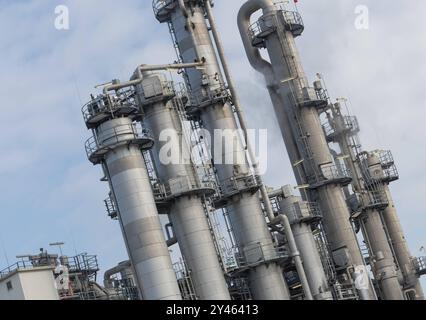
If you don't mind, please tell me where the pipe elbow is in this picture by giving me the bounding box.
[237,1,274,83]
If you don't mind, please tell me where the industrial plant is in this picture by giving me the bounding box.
[1,0,424,301]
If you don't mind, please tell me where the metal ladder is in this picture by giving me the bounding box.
[314,228,337,284]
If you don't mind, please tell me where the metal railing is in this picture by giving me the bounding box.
[85,123,154,161]
[187,74,230,110]
[173,259,197,300]
[281,201,322,224]
[104,196,118,220]
[82,90,139,124]
[0,261,43,279]
[248,10,304,45]
[333,283,359,300]
[152,177,217,203]
[152,0,175,18]
[323,116,360,138]
[309,164,352,186]
[377,150,395,168]
[382,165,399,182]
[356,181,389,210]
[231,244,288,271]
[138,80,176,104]
[413,256,426,276]
[216,175,260,199]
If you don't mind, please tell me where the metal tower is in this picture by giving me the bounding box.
[324,103,404,300]
[238,0,375,299]
[82,86,182,300]
[153,0,290,300]
[134,70,231,300]
[268,185,333,300]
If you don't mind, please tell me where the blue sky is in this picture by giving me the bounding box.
[0,0,425,290]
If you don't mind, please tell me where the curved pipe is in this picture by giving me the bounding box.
[237,0,275,85]
[104,260,132,288]
[270,214,313,300]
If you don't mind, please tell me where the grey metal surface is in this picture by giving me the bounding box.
[88,115,182,300]
[278,190,333,300]
[367,152,424,300]
[238,0,375,299]
[153,0,290,300]
[136,73,231,300]
[326,106,404,300]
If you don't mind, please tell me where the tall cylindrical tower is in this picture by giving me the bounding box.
[325,105,404,300]
[276,186,333,300]
[135,71,231,300]
[153,0,290,300]
[363,150,425,300]
[82,92,182,300]
[238,0,375,299]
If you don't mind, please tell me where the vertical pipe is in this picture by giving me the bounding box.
[276,191,333,300]
[273,214,313,300]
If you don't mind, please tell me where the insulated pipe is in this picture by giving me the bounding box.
[104,260,132,288]
[237,0,275,85]
[203,0,275,221]
[99,62,206,95]
[271,188,333,300]
[271,214,313,300]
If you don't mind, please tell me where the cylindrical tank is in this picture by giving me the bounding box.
[367,152,424,300]
[137,73,231,300]
[331,110,404,300]
[278,189,333,300]
[96,117,182,300]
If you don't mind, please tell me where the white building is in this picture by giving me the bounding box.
[0,266,59,300]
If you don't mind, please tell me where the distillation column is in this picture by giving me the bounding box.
[135,71,231,300]
[153,0,290,299]
[82,94,182,300]
[272,186,333,300]
[364,151,424,300]
[238,0,375,299]
[326,105,404,300]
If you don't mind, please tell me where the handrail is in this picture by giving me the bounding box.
[85,123,154,160]
[248,10,304,44]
